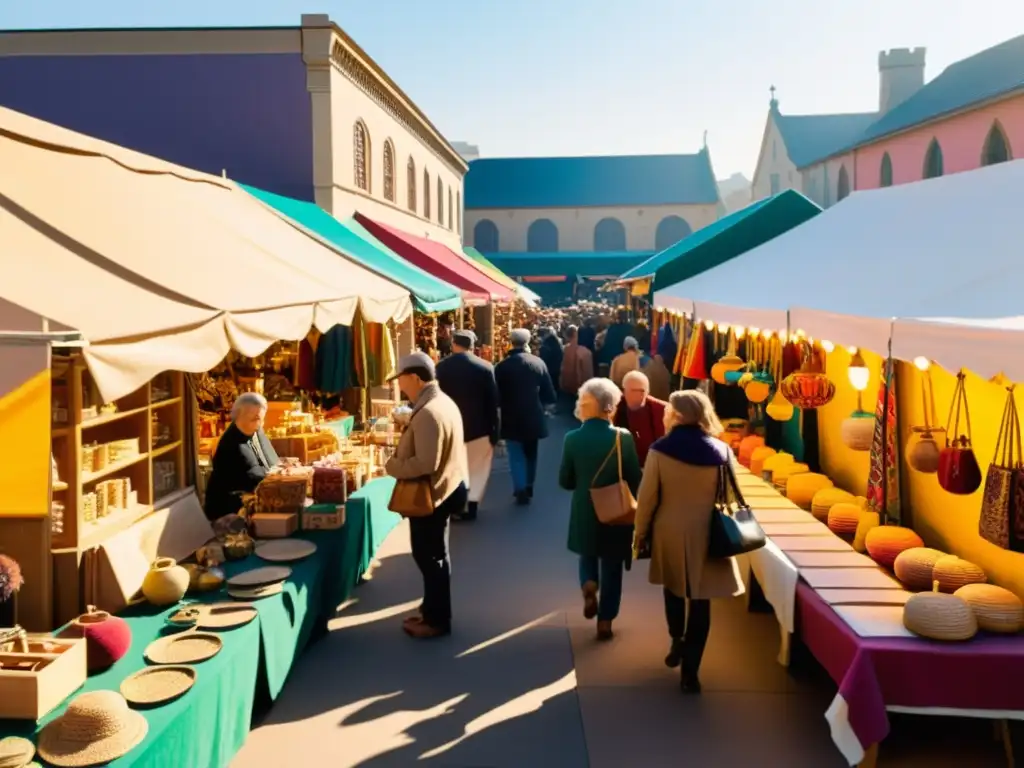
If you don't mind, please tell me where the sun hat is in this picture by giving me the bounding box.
[37,690,148,767]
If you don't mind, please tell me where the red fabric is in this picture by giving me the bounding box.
[353,214,512,302]
[615,397,666,465]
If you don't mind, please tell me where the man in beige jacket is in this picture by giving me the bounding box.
[609,335,644,388]
[386,352,467,639]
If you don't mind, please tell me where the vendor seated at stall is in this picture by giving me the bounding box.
[203,392,281,520]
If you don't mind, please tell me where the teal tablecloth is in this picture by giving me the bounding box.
[321,415,355,441]
[329,476,400,610]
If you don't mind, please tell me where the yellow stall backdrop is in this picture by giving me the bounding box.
[818,346,1024,599]
[0,344,51,518]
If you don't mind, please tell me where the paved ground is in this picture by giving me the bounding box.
[233,418,1013,767]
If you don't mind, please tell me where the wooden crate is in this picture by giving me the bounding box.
[0,635,86,720]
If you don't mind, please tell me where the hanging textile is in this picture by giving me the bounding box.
[295,329,320,391]
[657,321,678,370]
[314,325,356,394]
[866,358,902,524]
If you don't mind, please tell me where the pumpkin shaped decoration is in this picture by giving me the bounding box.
[772,462,809,494]
[865,525,924,569]
[745,372,773,404]
[954,583,1023,634]
[853,508,880,553]
[932,555,987,593]
[780,341,835,410]
[786,473,833,510]
[903,582,978,641]
[737,435,765,468]
[893,547,946,591]
[749,446,777,477]
[761,452,794,483]
[811,487,854,522]
[827,502,862,536]
[841,411,875,451]
[766,390,795,422]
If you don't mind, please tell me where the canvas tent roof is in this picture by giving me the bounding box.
[653,159,1024,378]
[0,106,412,401]
[462,246,540,305]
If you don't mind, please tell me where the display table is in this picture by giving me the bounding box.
[333,476,400,604]
[796,582,1024,766]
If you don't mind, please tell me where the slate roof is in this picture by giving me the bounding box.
[774,111,878,168]
[464,151,720,209]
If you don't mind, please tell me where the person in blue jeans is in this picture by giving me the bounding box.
[559,378,642,640]
[495,329,557,505]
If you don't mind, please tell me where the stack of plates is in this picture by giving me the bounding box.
[225,565,292,600]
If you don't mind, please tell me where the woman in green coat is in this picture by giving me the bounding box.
[559,377,642,640]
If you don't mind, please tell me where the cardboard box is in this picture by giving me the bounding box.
[0,636,86,720]
[251,512,298,538]
[302,504,345,531]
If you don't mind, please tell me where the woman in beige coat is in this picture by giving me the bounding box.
[633,390,745,693]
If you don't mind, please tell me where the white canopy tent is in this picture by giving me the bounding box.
[653,159,1024,366]
[0,106,413,401]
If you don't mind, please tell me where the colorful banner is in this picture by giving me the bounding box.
[866,358,901,524]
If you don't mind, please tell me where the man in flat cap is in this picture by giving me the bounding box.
[494,329,557,505]
[436,329,499,521]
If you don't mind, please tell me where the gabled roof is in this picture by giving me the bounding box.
[464,151,720,209]
[774,111,877,168]
[855,33,1024,147]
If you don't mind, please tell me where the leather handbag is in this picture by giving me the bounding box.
[938,372,983,495]
[388,478,435,518]
[980,387,1022,549]
[708,461,766,558]
[590,430,637,526]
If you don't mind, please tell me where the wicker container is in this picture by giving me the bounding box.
[761,452,794,484]
[749,446,777,477]
[841,411,876,451]
[737,436,765,468]
[865,525,924,569]
[907,427,944,473]
[256,474,308,516]
[786,473,833,510]
[903,584,978,641]
[932,556,987,593]
[811,487,855,522]
[893,547,946,591]
[827,502,862,536]
[772,462,809,494]
[954,583,1023,634]
[853,509,880,553]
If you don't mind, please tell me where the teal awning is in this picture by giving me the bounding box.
[618,189,822,291]
[242,185,463,314]
[485,251,653,278]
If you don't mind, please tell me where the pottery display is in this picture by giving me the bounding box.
[183,563,226,594]
[141,558,190,607]
[62,606,132,672]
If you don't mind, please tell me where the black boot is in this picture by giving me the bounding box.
[680,649,702,693]
[664,638,683,668]
[514,490,531,506]
[454,501,478,522]
[526,485,534,499]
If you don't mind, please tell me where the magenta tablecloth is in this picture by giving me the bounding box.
[796,582,1024,764]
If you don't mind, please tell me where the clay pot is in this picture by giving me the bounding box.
[63,606,132,672]
[141,558,189,606]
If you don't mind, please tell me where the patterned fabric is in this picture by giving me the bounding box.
[866,359,901,524]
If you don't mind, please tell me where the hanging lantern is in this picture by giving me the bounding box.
[780,341,835,409]
[723,367,745,385]
[738,371,754,388]
[745,372,773,404]
[841,411,876,451]
[766,389,795,421]
[711,355,744,385]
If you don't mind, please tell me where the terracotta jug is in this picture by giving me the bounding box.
[141,557,190,606]
[64,606,132,672]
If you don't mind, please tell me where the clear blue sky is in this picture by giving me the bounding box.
[3,1,1021,178]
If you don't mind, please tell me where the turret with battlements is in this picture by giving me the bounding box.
[879,47,926,113]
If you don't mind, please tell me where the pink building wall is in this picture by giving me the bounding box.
[833,92,1024,191]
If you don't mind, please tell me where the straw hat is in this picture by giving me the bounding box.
[38,691,147,767]
[0,736,35,768]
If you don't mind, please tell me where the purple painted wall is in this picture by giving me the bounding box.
[0,53,313,200]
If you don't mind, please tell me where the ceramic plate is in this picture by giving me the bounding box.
[226,565,292,588]
[227,582,284,601]
[198,602,259,630]
[144,632,223,665]
[121,665,197,706]
[256,539,318,563]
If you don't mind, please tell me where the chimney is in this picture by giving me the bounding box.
[878,48,926,113]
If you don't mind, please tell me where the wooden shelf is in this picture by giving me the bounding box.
[151,440,182,459]
[81,452,149,485]
[151,397,182,410]
[79,504,154,550]
[80,405,149,430]
[52,480,68,492]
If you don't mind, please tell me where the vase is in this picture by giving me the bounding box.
[141,557,190,606]
[63,606,132,672]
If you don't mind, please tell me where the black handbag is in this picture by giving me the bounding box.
[708,461,766,558]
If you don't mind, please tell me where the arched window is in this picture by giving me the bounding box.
[406,157,416,211]
[456,192,462,235]
[474,219,499,252]
[423,169,431,219]
[880,153,893,187]
[527,219,559,252]
[593,217,626,251]
[982,122,1011,166]
[382,140,395,202]
[353,120,370,192]
[654,215,692,251]
[447,189,453,230]
[437,177,444,224]
[923,138,944,179]
[836,165,850,201]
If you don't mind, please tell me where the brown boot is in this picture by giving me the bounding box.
[596,620,614,641]
[582,581,598,620]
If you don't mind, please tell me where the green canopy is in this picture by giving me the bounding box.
[462,246,541,303]
[618,189,822,291]
[487,251,652,279]
[241,185,463,313]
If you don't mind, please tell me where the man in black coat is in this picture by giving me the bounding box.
[436,330,499,521]
[494,329,557,505]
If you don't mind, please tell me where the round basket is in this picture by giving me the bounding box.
[893,547,946,591]
[865,526,924,569]
[120,665,197,706]
[903,587,978,641]
[761,452,794,484]
[749,446,777,477]
[737,435,765,468]
[841,411,875,451]
[772,462,809,494]
[827,502,862,535]
[953,583,1023,634]
[810,487,854,522]
[786,473,833,510]
[932,556,987,593]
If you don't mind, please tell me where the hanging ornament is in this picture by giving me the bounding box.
[781,340,836,409]
[745,371,773,404]
[766,389,795,421]
[710,328,744,385]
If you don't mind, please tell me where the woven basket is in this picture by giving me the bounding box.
[772,462,809,494]
[810,487,855,522]
[827,502,862,536]
[932,556,987,593]
[865,526,924,569]
[893,547,946,591]
[737,435,765,468]
[852,508,879,553]
[903,584,978,641]
[841,412,876,451]
[760,452,794,484]
[953,583,1023,634]
[786,473,833,510]
[749,446,777,477]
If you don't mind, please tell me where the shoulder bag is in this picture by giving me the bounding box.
[708,461,766,558]
[590,429,637,526]
[387,408,436,518]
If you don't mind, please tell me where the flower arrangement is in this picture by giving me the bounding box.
[0,554,23,606]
